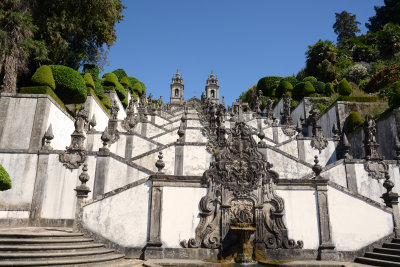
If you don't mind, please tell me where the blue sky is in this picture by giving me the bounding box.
[103,0,383,105]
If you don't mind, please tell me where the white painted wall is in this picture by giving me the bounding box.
[277,140,298,158]
[318,104,338,138]
[153,131,179,145]
[146,123,165,138]
[186,120,202,128]
[104,157,149,193]
[131,136,158,158]
[185,129,207,143]
[0,97,37,149]
[303,140,337,166]
[46,101,75,150]
[0,153,37,207]
[276,127,293,143]
[82,181,151,247]
[267,149,311,179]
[86,95,109,132]
[328,186,393,251]
[183,145,211,176]
[161,187,207,247]
[41,154,79,219]
[354,163,385,204]
[154,115,169,126]
[133,146,175,175]
[321,163,347,188]
[0,210,29,219]
[276,189,320,249]
[262,126,274,141]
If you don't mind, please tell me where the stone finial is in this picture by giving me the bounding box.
[342,133,352,159]
[88,115,96,132]
[100,127,110,154]
[395,135,400,161]
[75,163,91,198]
[258,130,267,148]
[155,151,165,173]
[312,155,323,178]
[382,171,398,207]
[42,124,54,150]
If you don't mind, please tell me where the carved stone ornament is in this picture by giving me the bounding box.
[365,160,388,180]
[122,97,138,132]
[309,105,328,152]
[280,94,296,137]
[104,101,120,144]
[59,107,89,169]
[181,120,303,250]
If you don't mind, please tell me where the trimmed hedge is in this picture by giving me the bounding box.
[102,72,119,87]
[132,82,143,95]
[112,68,128,81]
[20,86,66,111]
[0,164,11,191]
[276,80,293,98]
[84,73,95,89]
[325,83,334,96]
[31,65,56,90]
[83,64,104,99]
[303,81,315,96]
[120,76,131,90]
[102,95,111,109]
[121,97,128,108]
[338,78,352,96]
[256,76,282,97]
[347,111,364,133]
[50,65,87,104]
[389,81,400,108]
[338,95,379,102]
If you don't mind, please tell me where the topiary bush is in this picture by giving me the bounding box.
[302,81,316,96]
[50,65,87,104]
[120,76,131,90]
[139,82,146,96]
[31,65,56,90]
[83,64,104,99]
[115,82,127,101]
[338,78,352,96]
[325,83,335,96]
[132,82,143,95]
[389,81,400,108]
[0,164,12,191]
[102,72,119,87]
[112,68,128,81]
[256,76,282,97]
[276,80,293,98]
[346,111,364,133]
[83,73,95,89]
[102,95,111,109]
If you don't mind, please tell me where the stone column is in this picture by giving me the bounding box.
[344,161,358,193]
[30,152,50,224]
[145,180,164,259]
[93,151,110,198]
[313,156,335,260]
[125,133,134,159]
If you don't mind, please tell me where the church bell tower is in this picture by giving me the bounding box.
[170,70,184,105]
[205,71,219,104]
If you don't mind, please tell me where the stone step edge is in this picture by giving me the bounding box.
[365,251,400,261]
[0,243,104,250]
[0,253,125,266]
[0,238,93,243]
[375,247,400,254]
[0,233,83,238]
[356,256,400,267]
[0,248,114,258]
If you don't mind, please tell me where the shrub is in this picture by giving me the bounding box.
[344,63,370,83]
[347,111,364,132]
[120,76,131,90]
[139,82,146,95]
[338,78,352,96]
[102,72,119,87]
[339,95,379,102]
[112,68,128,81]
[281,76,299,87]
[256,76,282,97]
[0,164,11,191]
[102,95,111,109]
[31,65,56,90]
[115,82,127,101]
[83,64,103,99]
[83,73,95,89]
[93,78,104,99]
[314,81,326,94]
[303,76,318,84]
[276,80,293,98]
[302,81,315,96]
[121,96,128,108]
[50,65,87,104]
[132,82,143,95]
[389,81,400,108]
[365,64,400,93]
[20,86,66,111]
[292,82,305,100]
[325,83,335,96]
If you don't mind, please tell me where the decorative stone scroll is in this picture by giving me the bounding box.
[181,119,302,250]
[309,105,328,152]
[280,94,296,137]
[363,114,387,179]
[59,107,89,169]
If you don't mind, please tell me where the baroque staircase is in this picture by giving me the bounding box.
[0,227,127,266]
[355,237,400,267]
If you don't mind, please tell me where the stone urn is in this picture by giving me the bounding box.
[230,223,256,264]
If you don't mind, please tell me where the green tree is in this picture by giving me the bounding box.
[33,0,125,69]
[0,0,47,93]
[333,11,361,43]
[305,40,338,81]
[366,0,400,32]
